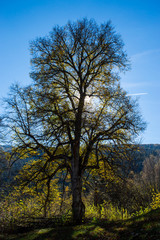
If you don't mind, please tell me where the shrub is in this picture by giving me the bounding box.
[151,192,160,209]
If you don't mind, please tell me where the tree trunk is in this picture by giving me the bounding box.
[71,161,85,224]
[72,176,85,224]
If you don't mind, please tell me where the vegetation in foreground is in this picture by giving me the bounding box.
[0,208,160,240]
[0,146,160,239]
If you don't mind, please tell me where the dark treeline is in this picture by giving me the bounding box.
[1,144,159,184]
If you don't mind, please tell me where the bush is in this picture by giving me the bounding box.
[151,192,160,209]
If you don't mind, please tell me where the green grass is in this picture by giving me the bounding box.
[0,208,160,240]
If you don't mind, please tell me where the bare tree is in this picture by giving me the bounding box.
[5,19,145,224]
[141,154,160,192]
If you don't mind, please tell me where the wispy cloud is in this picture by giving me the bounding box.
[127,93,148,96]
[131,48,160,61]
[121,81,149,89]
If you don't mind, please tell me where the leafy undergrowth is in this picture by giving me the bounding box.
[0,208,160,240]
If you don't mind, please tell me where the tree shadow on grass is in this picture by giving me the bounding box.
[96,208,160,240]
[32,225,101,240]
[1,209,160,240]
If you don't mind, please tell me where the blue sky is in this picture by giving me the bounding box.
[0,0,160,144]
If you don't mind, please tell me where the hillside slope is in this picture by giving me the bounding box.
[0,208,160,240]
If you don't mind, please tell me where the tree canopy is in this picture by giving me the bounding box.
[5,18,145,224]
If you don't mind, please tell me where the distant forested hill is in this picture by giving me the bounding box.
[130,144,160,173]
[0,144,160,189]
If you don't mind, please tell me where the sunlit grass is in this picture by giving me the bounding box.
[37,228,53,234]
